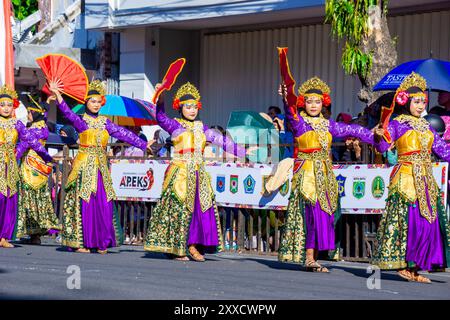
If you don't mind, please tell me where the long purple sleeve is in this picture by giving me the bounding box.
[156,101,182,135]
[16,139,29,160]
[431,128,450,163]
[329,120,375,144]
[56,99,88,133]
[15,121,52,163]
[105,119,147,151]
[204,125,246,158]
[374,121,400,153]
[16,126,50,160]
[282,100,302,137]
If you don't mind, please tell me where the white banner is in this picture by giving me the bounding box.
[110,160,448,213]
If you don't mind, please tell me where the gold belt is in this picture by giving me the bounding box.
[297,150,329,161]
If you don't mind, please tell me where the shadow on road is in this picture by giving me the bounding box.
[241,258,304,272]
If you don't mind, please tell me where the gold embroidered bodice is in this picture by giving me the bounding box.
[67,115,115,202]
[390,115,438,223]
[162,118,213,213]
[292,112,337,215]
[0,117,19,196]
[294,130,333,152]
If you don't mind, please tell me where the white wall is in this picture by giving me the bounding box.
[119,27,159,101]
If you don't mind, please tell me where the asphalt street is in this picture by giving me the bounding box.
[0,238,449,300]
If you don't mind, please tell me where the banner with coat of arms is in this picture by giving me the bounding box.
[110,160,448,213]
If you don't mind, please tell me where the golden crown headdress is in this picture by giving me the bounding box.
[87,79,106,97]
[298,77,330,96]
[174,82,201,101]
[0,85,18,100]
[397,72,427,93]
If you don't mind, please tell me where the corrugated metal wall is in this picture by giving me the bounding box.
[200,10,450,127]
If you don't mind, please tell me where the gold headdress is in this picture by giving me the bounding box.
[398,72,427,93]
[298,77,330,96]
[86,79,106,99]
[0,85,19,108]
[0,85,18,100]
[173,82,202,110]
[297,77,331,107]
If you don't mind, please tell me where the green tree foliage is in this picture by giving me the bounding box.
[12,0,38,21]
[325,0,388,79]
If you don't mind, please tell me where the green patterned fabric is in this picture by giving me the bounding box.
[144,166,223,256]
[373,192,450,270]
[278,186,307,264]
[16,183,61,238]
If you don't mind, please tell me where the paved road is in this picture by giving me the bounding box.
[0,239,449,300]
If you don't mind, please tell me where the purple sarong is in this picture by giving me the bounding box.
[304,200,335,251]
[406,200,445,271]
[187,171,219,250]
[0,190,18,240]
[81,171,116,250]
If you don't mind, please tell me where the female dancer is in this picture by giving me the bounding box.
[373,72,450,283]
[15,93,61,244]
[144,82,248,261]
[277,77,377,272]
[0,85,53,248]
[48,79,153,254]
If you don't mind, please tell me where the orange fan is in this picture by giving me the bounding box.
[36,54,89,103]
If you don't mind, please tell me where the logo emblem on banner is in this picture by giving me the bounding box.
[243,175,256,194]
[352,177,366,200]
[371,176,385,199]
[230,175,239,194]
[216,175,225,193]
[336,174,347,197]
[279,181,289,196]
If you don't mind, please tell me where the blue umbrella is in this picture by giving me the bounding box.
[373,58,450,92]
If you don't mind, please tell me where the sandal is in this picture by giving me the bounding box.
[412,273,432,284]
[97,249,108,255]
[175,256,190,261]
[305,259,329,273]
[305,259,321,271]
[75,248,90,253]
[0,238,14,248]
[188,246,205,262]
[398,269,415,281]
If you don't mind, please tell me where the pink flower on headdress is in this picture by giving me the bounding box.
[396,91,409,106]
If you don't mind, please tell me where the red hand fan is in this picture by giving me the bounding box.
[36,54,89,103]
[152,58,186,104]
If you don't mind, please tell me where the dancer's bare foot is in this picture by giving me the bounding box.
[188,245,205,262]
[75,248,90,253]
[97,249,108,255]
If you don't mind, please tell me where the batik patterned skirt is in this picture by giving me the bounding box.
[144,165,223,257]
[16,182,61,237]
